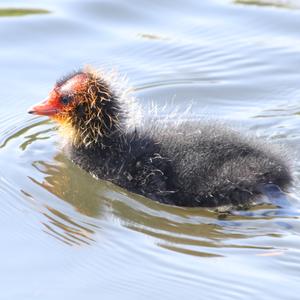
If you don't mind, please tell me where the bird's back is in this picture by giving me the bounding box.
[140,121,291,206]
[70,121,291,207]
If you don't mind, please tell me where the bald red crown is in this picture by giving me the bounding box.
[28,72,89,117]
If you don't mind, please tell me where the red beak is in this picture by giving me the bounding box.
[28,101,58,116]
[28,92,61,116]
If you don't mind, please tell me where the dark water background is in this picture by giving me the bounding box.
[0,0,300,299]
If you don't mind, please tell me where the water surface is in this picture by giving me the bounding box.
[0,0,300,299]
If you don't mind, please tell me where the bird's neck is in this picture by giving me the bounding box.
[66,81,126,149]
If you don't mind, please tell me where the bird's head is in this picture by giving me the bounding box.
[29,67,124,147]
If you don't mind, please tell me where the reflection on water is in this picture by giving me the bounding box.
[42,207,96,246]
[17,132,299,256]
[1,0,300,298]
[31,153,107,218]
[0,8,50,17]
[137,33,170,41]
[28,153,102,245]
[234,0,300,9]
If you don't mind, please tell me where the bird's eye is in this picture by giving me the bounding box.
[60,95,72,105]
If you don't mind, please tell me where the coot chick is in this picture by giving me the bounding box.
[28,67,292,207]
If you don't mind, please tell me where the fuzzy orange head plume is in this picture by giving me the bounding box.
[28,67,124,148]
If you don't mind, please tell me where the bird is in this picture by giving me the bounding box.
[28,66,292,207]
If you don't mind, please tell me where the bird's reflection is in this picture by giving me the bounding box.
[28,152,109,246]
[27,151,298,255]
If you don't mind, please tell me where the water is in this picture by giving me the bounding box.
[0,0,300,299]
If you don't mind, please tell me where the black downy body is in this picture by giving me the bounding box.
[69,78,291,207]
